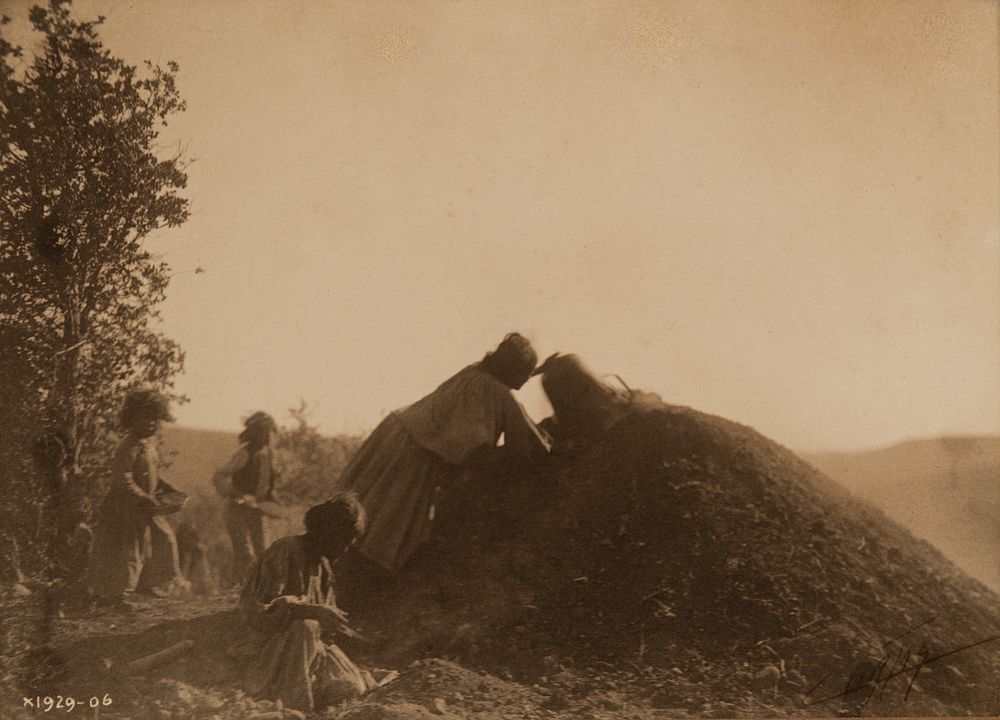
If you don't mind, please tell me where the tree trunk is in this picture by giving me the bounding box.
[54,301,83,483]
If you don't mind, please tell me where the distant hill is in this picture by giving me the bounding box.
[159,426,240,498]
[805,436,1000,590]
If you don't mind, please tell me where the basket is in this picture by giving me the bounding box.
[254,500,286,519]
[153,490,189,516]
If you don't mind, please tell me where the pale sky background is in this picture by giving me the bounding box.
[4,0,999,452]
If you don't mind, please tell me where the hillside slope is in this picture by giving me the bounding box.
[159,426,241,497]
[806,437,1000,590]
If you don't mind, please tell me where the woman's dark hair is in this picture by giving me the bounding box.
[305,492,367,539]
[239,411,277,445]
[480,332,538,388]
[119,389,173,431]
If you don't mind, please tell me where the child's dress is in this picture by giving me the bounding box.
[87,434,187,599]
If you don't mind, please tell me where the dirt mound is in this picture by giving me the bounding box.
[351,400,1000,716]
[338,658,542,719]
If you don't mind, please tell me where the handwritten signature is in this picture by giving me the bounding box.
[804,615,1000,712]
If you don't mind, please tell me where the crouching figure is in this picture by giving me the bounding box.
[239,494,372,711]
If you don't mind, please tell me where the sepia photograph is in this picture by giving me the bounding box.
[1,0,998,717]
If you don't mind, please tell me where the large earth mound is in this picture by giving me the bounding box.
[348,394,1000,716]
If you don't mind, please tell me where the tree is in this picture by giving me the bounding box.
[0,0,189,576]
[275,402,363,507]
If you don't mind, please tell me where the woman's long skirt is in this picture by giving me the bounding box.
[337,414,452,571]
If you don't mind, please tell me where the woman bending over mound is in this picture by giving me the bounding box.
[337,332,551,573]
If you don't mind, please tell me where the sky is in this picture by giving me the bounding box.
[3,0,998,452]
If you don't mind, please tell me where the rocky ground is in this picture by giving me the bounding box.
[4,396,1000,718]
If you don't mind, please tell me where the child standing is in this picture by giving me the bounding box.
[87,390,188,609]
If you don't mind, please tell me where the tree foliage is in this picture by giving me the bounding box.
[0,0,189,576]
[275,402,363,507]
